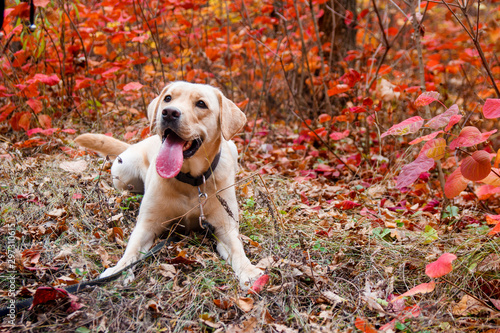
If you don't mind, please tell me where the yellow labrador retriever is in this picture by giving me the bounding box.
[75,81,262,287]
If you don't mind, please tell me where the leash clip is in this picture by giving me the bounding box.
[197,179,208,229]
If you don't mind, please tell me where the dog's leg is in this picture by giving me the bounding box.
[215,226,263,287]
[100,219,160,279]
[207,193,263,288]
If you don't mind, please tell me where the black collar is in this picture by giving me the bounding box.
[175,150,222,187]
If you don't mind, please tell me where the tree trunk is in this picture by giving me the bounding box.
[318,0,357,64]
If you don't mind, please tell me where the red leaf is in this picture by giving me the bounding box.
[460,150,491,181]
[27,99,43,114]
[248,274,269,294]
[74,78,93,91]
[354,317,377,333]
[392,281,436,301]
[327,84,349,96]
[72,193,83,200]
[414,91,440,107]
[30,287,83,312]
[425,104,459,129]
[476,185,500,200]
[0,103,16,122]
[480,168,500,187]
[449,127,497,150]
[236,98,249,109]
[483,99,500,119]
[349,106,366,113]
[444,114,462,131]
[335,200,361,210]
[488,223,500,236]
[131,34,149,43]
[123,82,143,91]
[38,114,52,129]
[318,113,331,123]
[419,138,446,160]
[18,112,32,132]
[344,10,354,25]
[27,128,58,136]
[381,116,424,138]
[32,73,60,86]
[31,287,69,309]
[102,66,121,78]
[425,253,457,278]
[444,168,469,198]
[409,130,443,145]
[329,129,349,140]
[396,154,435,189]
[33,0,50,7]
[300,192,309,205]
[385,27,398,36]
[486,215,500,225]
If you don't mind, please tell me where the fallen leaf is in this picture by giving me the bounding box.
[426,253,457,278]
[213,298,233,310]
[46,208,66,218]
[231,296,254,312]
[158,263,176,279]
[392,281,436,301]
[321,290,346,307]
[452,294,491,315]
[354,317,378,333]
[30,287,83,313]
[248,274,269,294]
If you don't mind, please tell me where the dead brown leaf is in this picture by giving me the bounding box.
[452,295,492,315]
[231,296,254,313]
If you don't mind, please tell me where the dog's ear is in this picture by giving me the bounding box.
[147,96,160,126]
[147,84,171,131]
[218,91,247,140]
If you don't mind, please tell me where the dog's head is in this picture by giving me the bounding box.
[147,81,246,179]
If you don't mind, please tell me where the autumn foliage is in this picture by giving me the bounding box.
[2,0,500,331]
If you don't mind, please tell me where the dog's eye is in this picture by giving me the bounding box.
[196,100,208,109]
[164,95,172,103]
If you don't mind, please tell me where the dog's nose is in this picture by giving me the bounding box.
[162,107,181,122]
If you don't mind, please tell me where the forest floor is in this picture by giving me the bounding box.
[1,121,500,333]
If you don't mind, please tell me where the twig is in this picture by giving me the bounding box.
[441,0,500,97]
[292,0,320,115]
[257,173,285,232]
[440,276,498,312]
[279,58,357,177]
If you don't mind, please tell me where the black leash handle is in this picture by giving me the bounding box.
[0,238,173,318]
[29,0,36,31]
[0,0,5,35]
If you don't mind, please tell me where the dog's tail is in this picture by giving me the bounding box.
[75,134,130,160]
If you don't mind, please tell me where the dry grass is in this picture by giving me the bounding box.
[1,145,500,332]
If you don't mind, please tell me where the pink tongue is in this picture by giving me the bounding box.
[156,133,186,178]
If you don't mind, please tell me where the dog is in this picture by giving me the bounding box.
[75,81,263,287]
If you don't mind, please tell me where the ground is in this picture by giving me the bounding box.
[1,126,500,332]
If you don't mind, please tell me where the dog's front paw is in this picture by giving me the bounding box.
[100,266,135,285]
[239,265,264,289]
[100,266,120,279]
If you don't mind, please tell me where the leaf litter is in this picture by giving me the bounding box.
[1,121,499,332]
